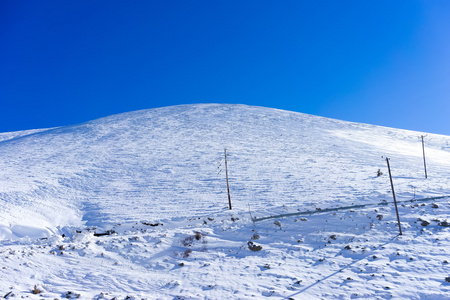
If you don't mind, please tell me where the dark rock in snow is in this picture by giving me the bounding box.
[251,233,260,240]
[142,221,163,227]
[248,241,263,252]
[65,291,81,299]
[421,220,430,226]
[438,221,450,227]
[93,230,115,237]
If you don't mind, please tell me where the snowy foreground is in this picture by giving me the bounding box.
[0,104,449,299]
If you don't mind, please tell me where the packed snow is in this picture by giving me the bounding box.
[0,104,449,299]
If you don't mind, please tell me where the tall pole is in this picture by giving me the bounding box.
[421,135,428,179]
[385,157,403,235]
[224,149,232,210]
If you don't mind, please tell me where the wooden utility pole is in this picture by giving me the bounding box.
[224,149,232,210]
[420,135,428,179]
[385,157,403,235]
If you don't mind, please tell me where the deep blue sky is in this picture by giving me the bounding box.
[1,1,450,134]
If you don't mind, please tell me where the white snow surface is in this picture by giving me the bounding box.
[0,104,449,299]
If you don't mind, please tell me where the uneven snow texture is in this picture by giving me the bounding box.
[0,104,449,299]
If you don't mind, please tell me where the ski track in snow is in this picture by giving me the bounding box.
[0,104,449,299]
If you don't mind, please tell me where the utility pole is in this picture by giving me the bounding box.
[420,135,428,179]
[385,157,403,235]
[224,149,232,210]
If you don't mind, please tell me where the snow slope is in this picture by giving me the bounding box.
[0,104,449,299]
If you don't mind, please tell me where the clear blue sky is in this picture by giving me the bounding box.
[1,1,450,134]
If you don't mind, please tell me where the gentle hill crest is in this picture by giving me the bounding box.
[1,104,450,240]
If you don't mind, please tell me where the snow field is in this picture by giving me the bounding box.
[0,104,450,298]
[1,198,449,299]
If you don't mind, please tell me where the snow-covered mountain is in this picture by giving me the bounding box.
[1,104,449,299]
